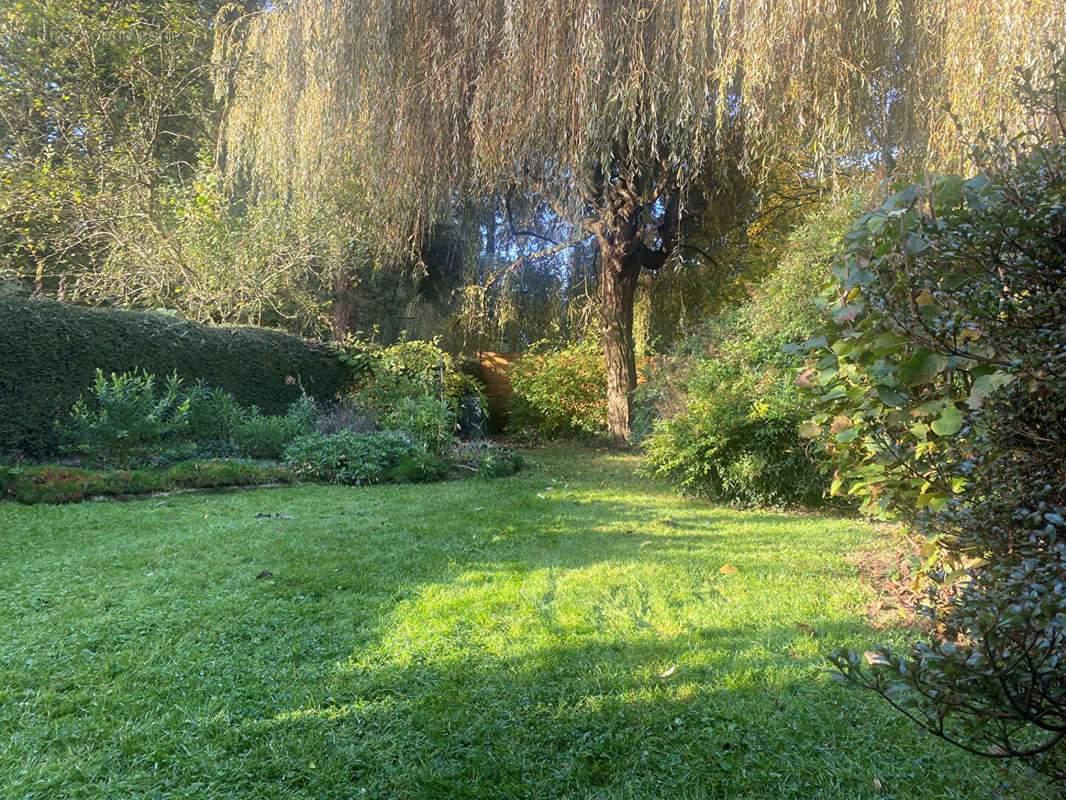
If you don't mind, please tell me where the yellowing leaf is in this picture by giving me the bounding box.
[719,563,739,575]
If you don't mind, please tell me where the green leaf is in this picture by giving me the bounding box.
[897,348,948,386]
[930,404,963,436]
[966,371,1015,409]
[834,427,859,443]
[904,233,930,254]
[876,386,906,408]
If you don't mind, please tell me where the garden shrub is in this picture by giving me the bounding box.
[641,326,825,507]
[639,190,866,506]
[231,396,317,459]
[452,440,525,479]
[380,396,456,455]
[64,369,191,466]
[0,298,349,457]
[507,341,606,438]
[185,381,245,443]
[384,446,451,484]
[283,429,428,485]
[335,334,482,418]
[813,61,1066,786]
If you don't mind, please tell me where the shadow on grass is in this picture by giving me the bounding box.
[4,470,1032,799]
[226,626,1032,800]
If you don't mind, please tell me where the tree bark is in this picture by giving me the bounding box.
[591,188,646,442]
[600,237,642,441]
[331,268,356,341]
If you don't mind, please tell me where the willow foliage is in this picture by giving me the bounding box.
[220,0,1066,254]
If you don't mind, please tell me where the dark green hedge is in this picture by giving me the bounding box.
[0,298,350,456]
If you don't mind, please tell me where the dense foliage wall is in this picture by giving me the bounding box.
[637,188,870,507]
[0,299,349,456]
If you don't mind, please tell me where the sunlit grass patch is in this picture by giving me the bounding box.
[0,443,1048,798]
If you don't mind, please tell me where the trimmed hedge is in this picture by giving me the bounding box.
[0,298,350,456]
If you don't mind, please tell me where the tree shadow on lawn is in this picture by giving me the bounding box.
[221,627,1041,800]
[175,487,1030,797]
[4,483,999,799]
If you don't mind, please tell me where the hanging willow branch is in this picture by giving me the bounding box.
[219,0,1066,259]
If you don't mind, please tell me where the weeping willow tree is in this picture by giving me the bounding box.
[219,0,1065,440]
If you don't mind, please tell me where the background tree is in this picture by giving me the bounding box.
[0,0,339,334]
[221,0,1062,440]
[0,1,223,293]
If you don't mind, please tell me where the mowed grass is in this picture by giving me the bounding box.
[0,444,1047,799]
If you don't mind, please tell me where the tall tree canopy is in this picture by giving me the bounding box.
[222,0,1065,439]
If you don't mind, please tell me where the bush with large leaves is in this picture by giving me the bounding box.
[803,55,1066,785]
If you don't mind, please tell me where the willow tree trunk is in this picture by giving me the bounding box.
[331,268,356,342]
[600,240,642,441]
[591,185,647,442]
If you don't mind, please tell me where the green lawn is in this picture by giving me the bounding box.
[0,444,1046,799]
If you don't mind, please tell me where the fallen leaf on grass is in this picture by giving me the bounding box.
[795,622,821,637]
[719,563,739,575]
[657,665,676,679]
[640,540,653,547]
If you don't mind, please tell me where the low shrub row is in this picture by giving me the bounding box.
[284,430,523,486]
[0,461,295,505]
[2,362,523,503]
[62,369,320,466]
[284,430,445,485]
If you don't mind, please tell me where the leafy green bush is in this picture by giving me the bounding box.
[641,329,825,507]
[384,446,451,484]
[231,397,317,459]
[64,369,191,465]
[639,190,866,506]
[0,297,349,457]
[816,59,1066,785]
[380,396,456,455]
[452,440,525,479]
[507,342,606,438]
[283,429,429,485]
[185,381,245,443]
[335,334,481,417]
